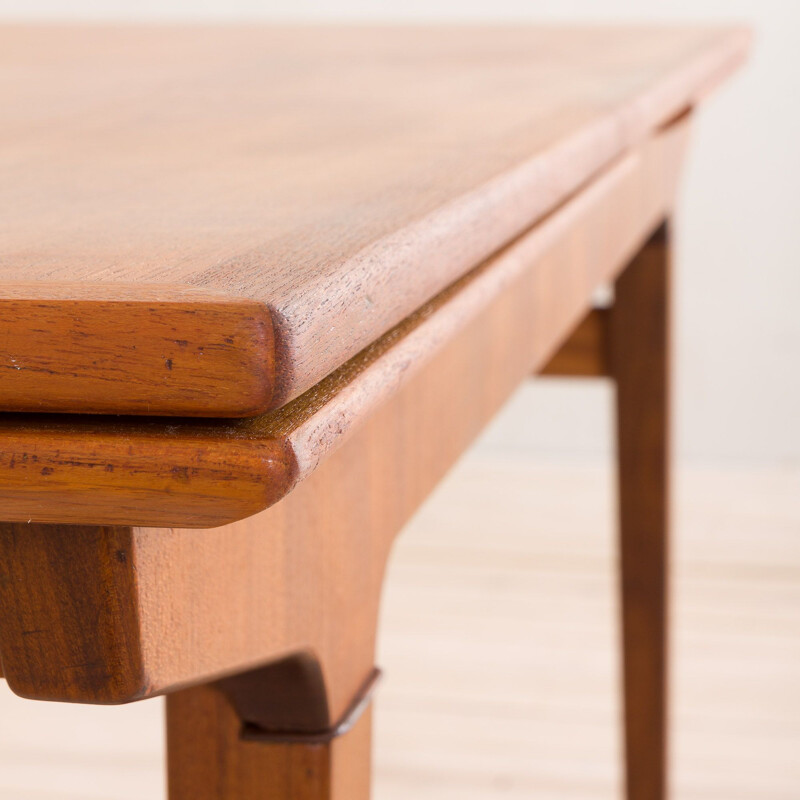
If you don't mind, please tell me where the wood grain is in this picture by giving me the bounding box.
[0,463,796,799]
[0,417,295,529]
[611,225,671,800]
[0,285,274,416]
[540,308,611,377]
[0,25,749,415]
[167,685,373,800]
[0,123,688,709]
[0,524,144,702]
[0,119,689,529]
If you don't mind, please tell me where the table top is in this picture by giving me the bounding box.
[0,110,700,528]
[0,25,748,417]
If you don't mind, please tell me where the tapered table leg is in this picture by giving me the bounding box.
[611,222,671,800]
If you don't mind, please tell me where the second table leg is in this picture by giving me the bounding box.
[611,222,671,800]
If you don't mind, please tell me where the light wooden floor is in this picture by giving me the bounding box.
[0,418,798,797]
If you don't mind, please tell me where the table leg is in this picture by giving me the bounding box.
[166,658,376,800]
[611,222,671,800]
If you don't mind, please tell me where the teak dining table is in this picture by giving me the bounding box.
[0,25,748,800]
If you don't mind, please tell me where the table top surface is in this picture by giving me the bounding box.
[0,25,748,417]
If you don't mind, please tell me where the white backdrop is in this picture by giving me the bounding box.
[2,0,796,466]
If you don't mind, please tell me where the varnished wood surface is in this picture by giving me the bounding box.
[167,687,372,800]
[0,525,144,701]
[0,461,797,798]
[0,286,275,417]
[0,25,748,415]
[612,226,671,800]
[540,308,611,377]
[0,120,689,529]
[0,121,688,708]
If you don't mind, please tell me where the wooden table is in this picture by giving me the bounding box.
[0,25,748,799]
